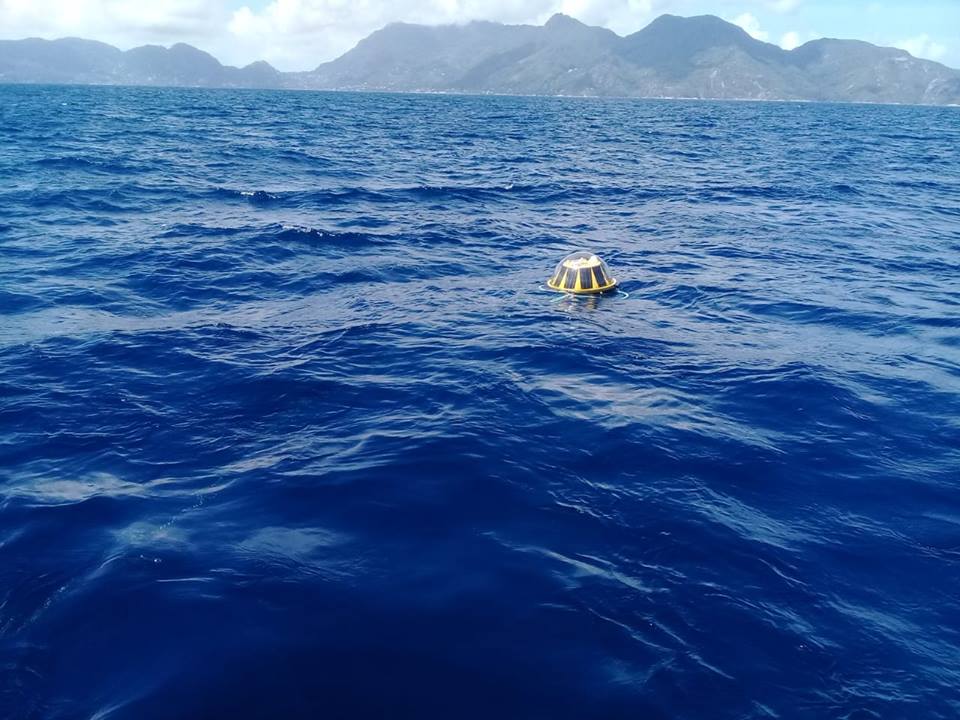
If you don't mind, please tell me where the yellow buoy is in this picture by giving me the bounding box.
[547,251,618,294]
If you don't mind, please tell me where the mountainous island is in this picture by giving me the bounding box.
[2,13,959,105]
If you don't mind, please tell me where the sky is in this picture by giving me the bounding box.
[0,0,957,72]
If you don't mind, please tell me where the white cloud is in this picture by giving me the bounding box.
[894,34,947,62]
[780,30,801,50]
[732,12,768,42]
[767,0,801,12]
[0,0,226,43]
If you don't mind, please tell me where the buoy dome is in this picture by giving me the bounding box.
[547,251,617,294]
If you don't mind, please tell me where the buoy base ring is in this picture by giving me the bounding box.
[546,279,618,295]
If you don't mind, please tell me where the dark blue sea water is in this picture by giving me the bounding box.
[1,85,959,719]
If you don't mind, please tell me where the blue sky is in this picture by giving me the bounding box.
[0,0,957,71]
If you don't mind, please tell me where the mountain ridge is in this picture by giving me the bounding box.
[0,36,283,88]
[2,14,959,105]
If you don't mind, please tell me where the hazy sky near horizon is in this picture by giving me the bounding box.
[1,0,957,72]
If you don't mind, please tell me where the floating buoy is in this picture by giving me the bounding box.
[547,251,618,294]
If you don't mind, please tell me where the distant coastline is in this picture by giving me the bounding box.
[2,14,959,106]
[6,83,960,111]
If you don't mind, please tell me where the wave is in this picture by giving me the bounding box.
[2,86,959,720]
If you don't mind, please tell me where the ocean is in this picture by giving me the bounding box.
[1,84,959,719]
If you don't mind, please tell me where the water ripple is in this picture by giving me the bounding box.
[0,86,959,720]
